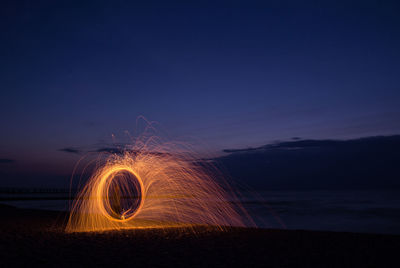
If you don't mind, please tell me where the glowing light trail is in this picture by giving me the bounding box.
[66,127,252,232]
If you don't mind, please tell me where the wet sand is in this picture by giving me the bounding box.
[0,203,399,267]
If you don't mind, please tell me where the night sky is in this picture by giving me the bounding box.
[1,1,400,187]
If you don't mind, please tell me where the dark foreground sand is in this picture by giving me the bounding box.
[0,204,399,267]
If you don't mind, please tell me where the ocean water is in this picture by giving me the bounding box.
[1,190,400,235]
[239,190,400,235]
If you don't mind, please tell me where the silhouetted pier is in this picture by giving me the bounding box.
[0,188,73,194]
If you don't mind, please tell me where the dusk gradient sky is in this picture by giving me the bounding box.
[1,1,400,186]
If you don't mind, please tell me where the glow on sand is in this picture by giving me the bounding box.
[66,134,252,232]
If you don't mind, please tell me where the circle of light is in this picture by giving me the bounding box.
[97,166,144,222]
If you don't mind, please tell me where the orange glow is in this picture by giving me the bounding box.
[66,126,252,232]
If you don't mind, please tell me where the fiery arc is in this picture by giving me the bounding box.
[66,137,251,232]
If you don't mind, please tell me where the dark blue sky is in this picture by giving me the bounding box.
[1,1,400,186]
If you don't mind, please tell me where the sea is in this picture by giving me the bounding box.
[1,189,399,235]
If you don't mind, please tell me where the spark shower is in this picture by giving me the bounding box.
[66,122,253,232]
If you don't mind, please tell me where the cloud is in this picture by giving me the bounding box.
[93,147,126,154]
[217,135,400,190]
[58,148,81,154]
[59,145,127,155]
[58,142,173,157]
[0,158,15,164]
[221,136,392,154]
[92,147,170,157]
[223,147,260,153]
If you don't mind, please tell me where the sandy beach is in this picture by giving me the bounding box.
[0,203,399,267]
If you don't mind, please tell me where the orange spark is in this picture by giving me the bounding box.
[66,130,252,232]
